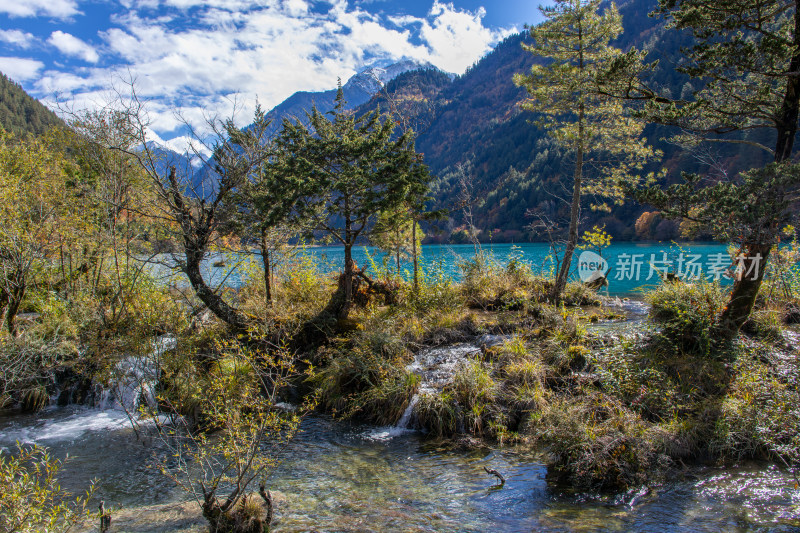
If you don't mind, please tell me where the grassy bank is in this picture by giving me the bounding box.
[2,249,800,533]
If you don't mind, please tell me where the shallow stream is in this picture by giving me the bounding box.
[1,408,800,532]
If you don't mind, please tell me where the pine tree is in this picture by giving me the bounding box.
[514,0,660,301]
[604,0,800,336]
[276,83,432,318]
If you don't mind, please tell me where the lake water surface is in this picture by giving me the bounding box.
[196,241,735,297]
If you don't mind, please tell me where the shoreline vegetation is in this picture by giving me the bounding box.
[3,246,800,531]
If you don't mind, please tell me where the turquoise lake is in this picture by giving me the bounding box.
[195,241,739,297]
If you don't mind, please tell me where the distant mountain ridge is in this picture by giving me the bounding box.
[349,0,771,242]
[259,59,443,137]
[4,0,775,244]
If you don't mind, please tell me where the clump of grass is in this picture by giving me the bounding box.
[416,391,460,437]
[646,281,727,356]
[308,325,420,425]
[354,371,421,426]
[459,251,552,310]
[562,281,602,307]
[533,394,678,491]
[451,359,497,435]
[504,358,546,388]
[742,308,784,342]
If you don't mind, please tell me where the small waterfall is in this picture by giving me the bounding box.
[365,343,483,440]
[98,355,159,412]
[1,336,177,446]
[98,335,175,412]
[407,344,482,393]
[397,344,484,427]
[396,394,419,429]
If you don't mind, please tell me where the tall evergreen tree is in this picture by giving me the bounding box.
[514,0,660,301]
[276,84,432,318]
[602,0,800,336]
[231,109,304,305]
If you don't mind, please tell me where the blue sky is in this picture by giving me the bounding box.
[0,0,543,146]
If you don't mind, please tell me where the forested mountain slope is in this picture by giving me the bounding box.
[0,72,63,137]
[353,0,779,242]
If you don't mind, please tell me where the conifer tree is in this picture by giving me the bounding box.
[514,0,660,301]
[600,0,800,335]
[275,83,432,318]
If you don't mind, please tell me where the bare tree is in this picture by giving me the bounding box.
[65,79,273,331]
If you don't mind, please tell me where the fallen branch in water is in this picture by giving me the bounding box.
[484,466,505,485]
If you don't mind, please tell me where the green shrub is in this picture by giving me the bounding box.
[647,281,727,356]
[0,444,95,533]
[0,335,76,411]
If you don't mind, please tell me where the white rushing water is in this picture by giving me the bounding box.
[0,336,175,447]
[365,342,483,441]
[0,408,133,446]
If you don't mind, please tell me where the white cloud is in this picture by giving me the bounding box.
[397,1,513,73]
[0,57,45,81]
[0,0,79,19]
[284,0,308,17]
[48,31,100,63]
[31,0,512,142]
[0,29,36,49]
[163,135,213,158]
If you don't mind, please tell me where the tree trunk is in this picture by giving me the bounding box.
[185,246,249,332]
[716,243,771,337]
[259,485,273,527]
[0,286,7,326]
[6,283,24,337]
[412,218,419,292]
[340,193,356,319]
[341,241,354,319]
[716,7,800,337]
[167,167,249,332]
[260,228,272,304]
[552,104,584,302]
[396,248,401,275]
